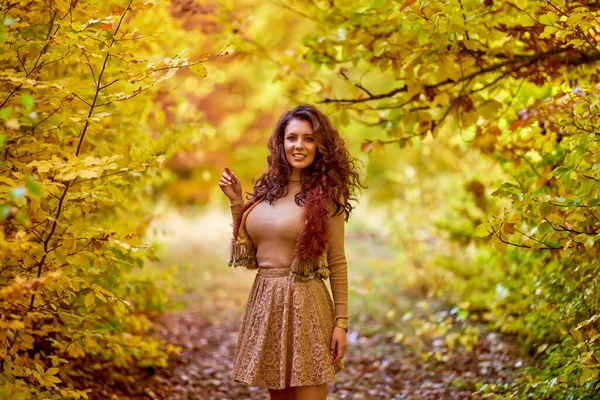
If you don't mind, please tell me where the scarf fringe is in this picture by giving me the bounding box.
[290,253,330,282]
[228,239,259,269]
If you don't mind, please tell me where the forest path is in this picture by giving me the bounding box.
[97,206,523,400]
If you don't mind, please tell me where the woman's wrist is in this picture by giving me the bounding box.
[228,197,244,207]
[334,318,348,332]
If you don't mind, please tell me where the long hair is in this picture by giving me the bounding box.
[247,104,367,221]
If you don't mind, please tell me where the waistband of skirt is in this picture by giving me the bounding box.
[257,267,291,278]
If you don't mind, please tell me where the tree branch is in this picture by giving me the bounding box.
[319,48,594,104]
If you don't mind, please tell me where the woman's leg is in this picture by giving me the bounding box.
[292,383,328,400]
[269,387,294,400]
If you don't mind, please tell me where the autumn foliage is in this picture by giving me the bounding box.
[2,0,600,398]
[225,0,600,397]
[0,0,217,398]
[258,0,599,397]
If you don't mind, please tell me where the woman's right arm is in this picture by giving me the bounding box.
[230,200,245,229]
[219,166,244,235]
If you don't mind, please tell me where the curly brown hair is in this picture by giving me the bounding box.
[247,104,367,221]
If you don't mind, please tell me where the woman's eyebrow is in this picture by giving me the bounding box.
[286,132,313,135]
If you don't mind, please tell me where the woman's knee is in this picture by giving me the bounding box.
[269,387,294,400]
[292,383,328,400]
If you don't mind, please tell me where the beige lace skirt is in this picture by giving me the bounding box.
[231,267,345,389]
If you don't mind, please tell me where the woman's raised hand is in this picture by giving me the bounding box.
[219,166,243,202]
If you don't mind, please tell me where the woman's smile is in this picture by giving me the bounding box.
[284,119,317,172]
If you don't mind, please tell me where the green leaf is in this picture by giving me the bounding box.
[579,368,596,385]
[539,202,552,218]
[20,95,34,111]
[588,198,600,207]
[0,205,9,221]
[0,106,11,120]
[25,177,42,197]
[537,221,552,234]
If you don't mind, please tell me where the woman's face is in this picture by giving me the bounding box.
[283,118,318,171]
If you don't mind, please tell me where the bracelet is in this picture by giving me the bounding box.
[335,320,348,332]
[228,199,244,207]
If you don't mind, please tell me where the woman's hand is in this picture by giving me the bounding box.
[330,326,347,364]
[219,166,243,202]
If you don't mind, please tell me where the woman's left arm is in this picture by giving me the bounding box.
[327,211,348,363]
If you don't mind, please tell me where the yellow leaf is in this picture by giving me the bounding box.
[580,368,596,385]
[45,375,62,384]
[190,63,207,78]
[474,223,491,237]
[507,214,521,224]
[79,169,98,179]
[130,146,142,161]
[95,291,107,303]
[0,177,16,186]
[133,1,153,10]
[85,292,95,308]
[539,12,557,25]
[566,12,585,27]
[539,26,559,39]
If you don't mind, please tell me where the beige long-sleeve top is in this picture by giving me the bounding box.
[241,181,349,320]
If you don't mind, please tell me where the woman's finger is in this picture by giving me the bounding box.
[333,343,345,363]
[333,348,344,363]
[221,174,232,183]
[330,337,337,357]
[223,166,241,185]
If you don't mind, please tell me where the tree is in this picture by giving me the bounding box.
[227,0,600,396]
[0,0,222,397]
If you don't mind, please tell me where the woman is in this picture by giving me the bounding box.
[218,104,366,400]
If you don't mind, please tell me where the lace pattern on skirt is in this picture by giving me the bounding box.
[231,267,345,389]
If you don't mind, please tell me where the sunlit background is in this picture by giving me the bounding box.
[2,0,599,398]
